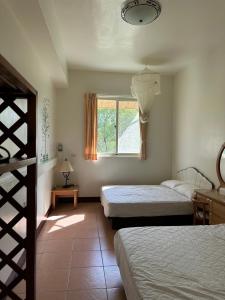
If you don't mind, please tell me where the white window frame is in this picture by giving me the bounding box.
[97,95,140,157]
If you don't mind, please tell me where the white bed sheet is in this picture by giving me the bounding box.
[115,225,225,300]
[101,185,192,217]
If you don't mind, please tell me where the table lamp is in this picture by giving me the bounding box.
[59,158,74,187]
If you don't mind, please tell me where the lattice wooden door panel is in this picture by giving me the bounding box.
[0,95,36,300]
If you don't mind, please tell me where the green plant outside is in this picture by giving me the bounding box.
[97,107,138,153]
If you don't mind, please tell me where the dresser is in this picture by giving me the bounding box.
[192,189,225,225]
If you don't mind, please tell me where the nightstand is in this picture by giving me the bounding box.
[192,189,225,225]
[51,185,79,209]
[192,190,211,225]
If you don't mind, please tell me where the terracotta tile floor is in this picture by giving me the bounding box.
[30,203,127,299]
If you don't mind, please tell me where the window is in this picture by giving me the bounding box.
[97,97,140,155]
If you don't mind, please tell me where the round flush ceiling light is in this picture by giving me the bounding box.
[121,0,161,25]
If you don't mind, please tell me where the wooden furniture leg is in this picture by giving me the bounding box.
[52,192,56,210]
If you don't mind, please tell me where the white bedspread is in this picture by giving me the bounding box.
[101,185,192,217]
[114,225,225,300]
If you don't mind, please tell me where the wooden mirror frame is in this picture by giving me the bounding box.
[216,142,225,190]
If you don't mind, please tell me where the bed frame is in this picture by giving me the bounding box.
[176,167,214,189]
[108,167,214,229]
[110,215,193,230]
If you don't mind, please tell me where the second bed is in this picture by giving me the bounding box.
[101,168,213,228]
[114,225,225,300]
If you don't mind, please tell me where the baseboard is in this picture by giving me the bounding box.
[78,197,100,203]
[36,205,52,237]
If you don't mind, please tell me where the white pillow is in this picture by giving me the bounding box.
[160,180,184,189]
[173,183,197,199]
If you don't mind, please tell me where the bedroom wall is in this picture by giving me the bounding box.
[0,0,56,227]
[172,48,225,187]
[55,70,173,197]
[0,1,58,284]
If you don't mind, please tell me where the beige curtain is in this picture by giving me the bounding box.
[84,93,97,160]
[139,110,148,160]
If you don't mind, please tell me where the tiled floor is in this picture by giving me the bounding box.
[15,202,127,300]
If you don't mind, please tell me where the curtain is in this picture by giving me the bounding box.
[139,110,148,160]
[84,93,97,160]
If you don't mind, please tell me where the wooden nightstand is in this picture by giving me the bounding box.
[51,185,79,209]
[192,189,225,225]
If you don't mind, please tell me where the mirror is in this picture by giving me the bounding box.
[216,142,225,190]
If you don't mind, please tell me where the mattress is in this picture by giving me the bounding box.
[114,225,225,300]
[101,185,193,217]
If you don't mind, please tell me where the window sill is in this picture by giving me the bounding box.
[98,154,140,158]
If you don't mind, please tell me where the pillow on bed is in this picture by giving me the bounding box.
[173,183,197,199]
[160,180,183,189]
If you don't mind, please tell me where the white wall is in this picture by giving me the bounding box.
[0,2,56,227]
[0,1,57,283]
[0,2,56,226]
[172,49,225,187]
[55,70,173,196]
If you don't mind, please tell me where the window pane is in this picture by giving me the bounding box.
[97,99,116,153]
[118,101,140,154]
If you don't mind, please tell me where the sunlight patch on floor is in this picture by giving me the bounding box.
[46,214,86,232]
[47,215,66,221]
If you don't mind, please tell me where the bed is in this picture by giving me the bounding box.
[114,225,225,300]
[101,168,213,228]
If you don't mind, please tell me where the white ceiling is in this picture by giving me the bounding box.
[6,0,225,83]
[49,0,225,74]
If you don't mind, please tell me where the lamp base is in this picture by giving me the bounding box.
[62,184,75,188]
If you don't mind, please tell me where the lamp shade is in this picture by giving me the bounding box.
[59,158,74,173]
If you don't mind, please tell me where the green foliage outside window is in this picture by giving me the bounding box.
[97,107,116,153]
[97,100,139,154]
[118,108,138,138]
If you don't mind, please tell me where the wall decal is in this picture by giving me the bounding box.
[41,98,50,162]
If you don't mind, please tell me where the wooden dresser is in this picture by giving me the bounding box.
[192,189,225,225]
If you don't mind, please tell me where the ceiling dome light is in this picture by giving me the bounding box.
[121,0,161,25]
